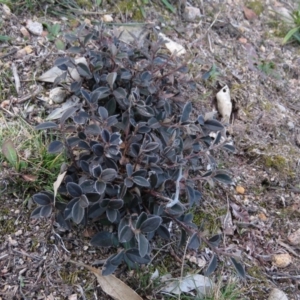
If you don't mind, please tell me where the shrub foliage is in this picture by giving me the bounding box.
[32,24,240,276]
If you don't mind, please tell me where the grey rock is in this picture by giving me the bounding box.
[183,6,201,23]
[268,288,288,300]
[26,20,43,36]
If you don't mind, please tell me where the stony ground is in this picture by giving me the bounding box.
[1,0,300,299]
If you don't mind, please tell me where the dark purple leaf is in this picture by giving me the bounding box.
[213,173,232,184]
[79,194,89,208]
[108,199,123,210]
[208,234,222,247]
[60,106,78,125]
[223,144,235,152]
[136,212,147,229]
[77,62,92,78]
[67,182,83,197]
[33,193,52,205]
[119,225,134,243]
[230,257,246,279]
[48,141,64,154]
[31,206,42,219]
[98,106,108,120]
[137,233,148,257]
[132,176,150,187]
[106,72,117,89]
[180,102,192,123]
[188,233,201,250]
[143,142,159,152]
[156,225,170,239]
[40,205,53,217]
[85,124,101,136]
[125,249,151,264]
[140,216,162,233]
[204,254,218,276]
[72,200,85,224]
[95,180,106,194]
[124,178,134,188]
[35,122,58,130]
[67,137,80,147]
[106,208,117,223]
[101,168,117,182]
[101,129,110,143]
[91,231,113,247]
[203,119,224,131]
[80,180,95,193]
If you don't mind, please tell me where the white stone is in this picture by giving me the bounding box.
[268,288,288,300]
[183,6,201,23]
[216,85,232,123]
[277,103,286,112]
[158,33,186,56]
[26,20,43,36]
[49,87,68,104]
[287,121,294,130]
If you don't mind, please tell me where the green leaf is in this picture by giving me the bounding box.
[0,35,11,42]
[160,0,176,13]
[283,26,300,44]
[2,140,18,168]
[55,39,65,50]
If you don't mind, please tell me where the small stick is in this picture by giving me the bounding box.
[11,63,21,95]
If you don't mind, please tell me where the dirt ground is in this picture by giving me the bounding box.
[1,0,300,299]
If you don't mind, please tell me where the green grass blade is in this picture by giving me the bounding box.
[160,0,176,13]
[283,26,300,44]
[0,35,11,41]
[2,140,19,168]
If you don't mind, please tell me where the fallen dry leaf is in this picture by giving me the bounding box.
[53,171,67,199]
[272,253,292,268]
[69,260,143,300]
[238,37,248,44]
[231,203,249,222]
[258,212,267,221]
[243,6,257,21]
[236,185,245,194]
[21,174,37,182]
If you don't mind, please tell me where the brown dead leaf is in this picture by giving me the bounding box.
[220,210,235,235]
[82,228,96,238]
[69,260,143,300]
[258,212,267,221]
[243,6,257,21]
[230,203,249,222]
[21,174,37,182]
[236,185,245,194]
[53,171,66,199]
[238,37,247,44]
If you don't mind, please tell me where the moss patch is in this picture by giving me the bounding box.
[246,1,264,16]
[118,0,144,21]
[263,154,287,170]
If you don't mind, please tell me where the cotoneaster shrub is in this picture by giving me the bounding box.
[31,23,241,276]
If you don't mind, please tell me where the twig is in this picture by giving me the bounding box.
[66,8,114,15]
[277,239,300,259]
[0,48,17,59]
[178,236,190,300]
[11,63,21,95]
[166,165,183,207]
[15,85,43,104]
